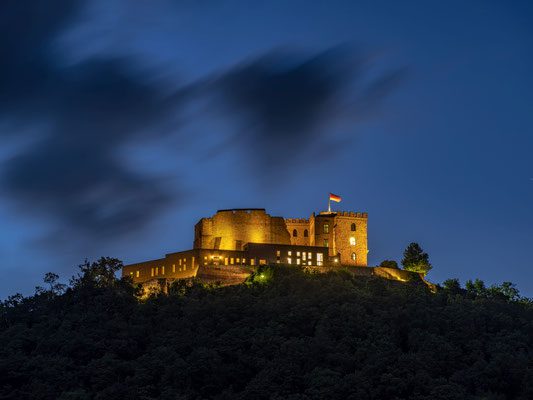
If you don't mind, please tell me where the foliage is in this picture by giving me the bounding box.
[379,260,399,269]
[401,242,432,275]
[1,260,533,399]
[442,278,462,293]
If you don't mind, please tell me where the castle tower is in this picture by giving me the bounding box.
[286,211,368,267]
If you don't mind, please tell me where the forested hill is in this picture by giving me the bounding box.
[1,259,533,400]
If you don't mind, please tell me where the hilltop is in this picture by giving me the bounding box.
[1,259,532,400]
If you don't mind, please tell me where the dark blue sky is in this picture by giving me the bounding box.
[1,0,532,297]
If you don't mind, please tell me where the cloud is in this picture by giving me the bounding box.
[0,1,404,246]
[0,1,181,241]
[212,47,405,169]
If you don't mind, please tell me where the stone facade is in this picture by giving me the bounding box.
[286,211,368,267]
[194,209,291,251]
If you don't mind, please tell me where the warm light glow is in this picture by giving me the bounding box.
[350,237,356,246]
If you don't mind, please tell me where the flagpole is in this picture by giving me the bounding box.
[328,196,331,213]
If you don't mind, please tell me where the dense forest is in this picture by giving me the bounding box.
[1,258,532,400]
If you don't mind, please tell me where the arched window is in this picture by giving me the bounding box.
[351,252,356,261]
[350,237,356,246]
[351,223,356,231]
[293,229,298,237]
[304,229,308,237]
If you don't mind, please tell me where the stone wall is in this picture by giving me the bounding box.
[285,218,311,246]
[194,209,291,250]
[196,265,254,286]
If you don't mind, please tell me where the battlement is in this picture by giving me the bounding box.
[335,211,368,218]
[216,208,267,216]
[285,218,310,224]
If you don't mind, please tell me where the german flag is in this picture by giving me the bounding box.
[329,193,341,203]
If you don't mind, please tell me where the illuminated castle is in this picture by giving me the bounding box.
[122,208,368,283]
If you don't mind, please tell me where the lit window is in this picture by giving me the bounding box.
[288,257,292,264]
[293,229,298,237]
[351,252,356,261]
[308,261,312,266]
[304,229,308,237]
[323,224,329,234]
[303,253,306,261]
[324,239,329,247]
[136,271,139,278]
[350,237,356,246]
[230,258,234,264]
[260,259,266,265]
[184,265,186,270]
[179,267,182,271]
[173,264,176,273]
[297,259,301,265]
[179,259,182,266]
[130,272,133,275]
[155,267,159,276]
[192,257,195,267]
[276,250,281,256]
[308,252,312,259]
[162,266,165,275]
[237,258,240,263]
[317,253,323,266]
[277,260,280,264]
[288,251,292,256]
[243,258,246,264]
[250,258,255,266]
[151,268,154,277]
[351,223,356,231]
[204,256,207,260]
[297,251,300,256]
[225,258,228,265]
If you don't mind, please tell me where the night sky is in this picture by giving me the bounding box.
[1,0,532,297]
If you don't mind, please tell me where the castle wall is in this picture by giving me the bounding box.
[194,209,291,250]
[284,218,310,246]
[123,249,199,283]
[313,213,336,257]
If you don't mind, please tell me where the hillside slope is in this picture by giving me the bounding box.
[1,262,532,400]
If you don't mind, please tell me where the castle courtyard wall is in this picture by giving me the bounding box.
[194,209,291,251]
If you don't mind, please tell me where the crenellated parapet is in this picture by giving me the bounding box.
[285,218,310,224]
[335,211,368,218]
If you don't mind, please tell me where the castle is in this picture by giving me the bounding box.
[122,208,368,283]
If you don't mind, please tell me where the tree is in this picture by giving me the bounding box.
[70,257,124,289]
[465,279,487,297]
[442,278,462,294]
[401,243,432,276]
[43,272,67,295]
[379,260,399,269]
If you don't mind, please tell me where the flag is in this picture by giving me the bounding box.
[329,193,341,203]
